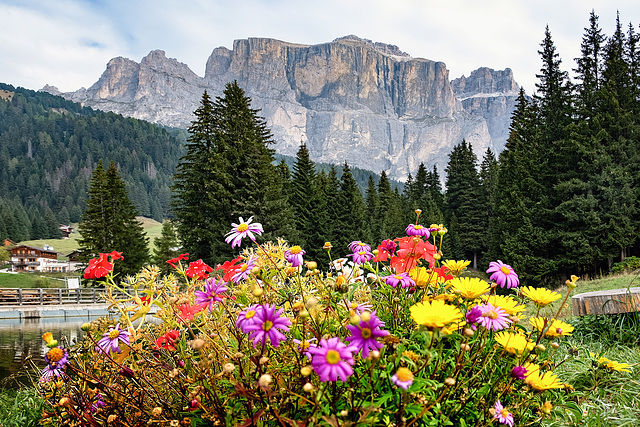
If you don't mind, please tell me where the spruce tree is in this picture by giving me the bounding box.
[289,143,318,249]
[78,161,150,279]
[153,221,181,276]
[334,162,367,253]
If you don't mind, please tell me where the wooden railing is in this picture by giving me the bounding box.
[0,288,133,306]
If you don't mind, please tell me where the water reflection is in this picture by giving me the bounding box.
[0,315,99,388]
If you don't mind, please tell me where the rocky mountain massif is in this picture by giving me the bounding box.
[46,36,520,180]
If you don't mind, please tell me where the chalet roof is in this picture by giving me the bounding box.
[10,244,60,255]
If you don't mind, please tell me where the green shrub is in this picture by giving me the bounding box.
[0,388,46,427]
[611,256,640,274]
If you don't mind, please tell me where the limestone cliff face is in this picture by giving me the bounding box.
[52,36,520,180]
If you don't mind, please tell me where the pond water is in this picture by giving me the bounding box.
[0,316,97,388]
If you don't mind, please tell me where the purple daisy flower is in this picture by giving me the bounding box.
[195,277,228,311]
[292,337,317,360]
[236,304,262,333]
[391,367,414,390]
[344,300,373,315]
[96,323,131,355]
[385,273,416,289]
[406,224,430,238]
[225,216,263,248]
[465,305,483,330]
[244,304,291,348]
[345,311,389,359]
[308,337,356,382]
[380,239,397,254]
[284,246,306,267]
[349,241,372,253]
[232,256,257,284]
[511,365,528,380]
[486,260,519,289]
[40,364,65,382]
[349,250,373,265]
[494,400,514,427]
[477,303,511,331]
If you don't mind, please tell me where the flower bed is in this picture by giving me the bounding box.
[36,215,631,426]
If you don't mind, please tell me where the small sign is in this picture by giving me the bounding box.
[67,277,80,289]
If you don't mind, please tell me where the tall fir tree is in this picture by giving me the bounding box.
[153,221,181,276]
[172,82,294,265]
[78,161,150,279]
[333,162,367,254]
[289,143,318,250]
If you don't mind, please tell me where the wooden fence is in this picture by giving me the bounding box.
[0,288,133,306]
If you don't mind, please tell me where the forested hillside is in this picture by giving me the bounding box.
[0,82,186,242]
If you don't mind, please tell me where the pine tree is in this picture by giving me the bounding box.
[289,143,318,249]
[153,221,181,276]
[334,162,367,253]
[365,175,379,243]
[78,161,150,279]
[172,83,295,265]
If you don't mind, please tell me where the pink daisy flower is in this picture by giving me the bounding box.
[385,272,415,289]
[308,337,356,382]
[345,311,389,359]
[96,323,130,354]
[406,223,430,238]
[494,400,514,427]
[243,304,291,348]
[284,246,306,267]
[236,304,261,333]
[231,256,257,284]
[477,303,511,331]
[486,260,519,289]
[225,216,263,248]
[195,277,228,311]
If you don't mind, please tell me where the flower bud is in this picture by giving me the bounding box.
[323,242,333,250]
[301,366,313,377]
[251,266,260,274]
[107,414,117,424]
[259,356,270,365]
[252,287,264,297]
[550,342,560,349]
[444,377,456,386]
[298,309,310,319]
[223,363,235,374]
[58,397,71,407]
[305,297,319,309]
[460,343,471,352]
[81,323,92,332]
[369,350,380,360]
[340,410,348,417]
[542,401,553,414]
[536,344,546,353]
[151,407,162,417]
[190,339,206,350]
[258,374,272,388]
[303,382,315,392]
[463,328,475,337]
[433,253,441,260]
[360,311,371,322]
[350,314,361,325]
[46,339,59,348]
[306,261,317,270]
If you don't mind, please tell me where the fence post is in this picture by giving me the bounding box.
[39,288,43,305]
[17,288,22,305]
[58,288,62,304]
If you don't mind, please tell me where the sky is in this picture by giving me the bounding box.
[1,0,640,94]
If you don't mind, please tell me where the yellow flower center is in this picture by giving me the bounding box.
[394,275,403,280]
[349,302,358,309]
[240,264,249,272]
[109,329,120,340]
[484,310,498,320]
[245,310,256,319]
[414,225,423,230]
[500,266,511,275]
[500,409,510,418]
[300,340,310,350]
[47,347,64,362]
[290,246,302,255]
[326,350,341,365]
[395,367,414,382]
[358,250,366,255]
[263,320,273,331]
[237,223,249,232]
[361,328,372,339]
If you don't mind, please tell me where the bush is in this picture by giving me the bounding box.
[33,219,632,426]
[0,388,46,427]
[611,256,640,274]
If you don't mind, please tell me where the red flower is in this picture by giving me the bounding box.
[154,330,180,350]
[185,259,213,280]
[216,256,243,282]
[176,303,206,323]
[84,253,114,279]
[433,266,454,282]
[109,251,124,262]
[167,253,189,269]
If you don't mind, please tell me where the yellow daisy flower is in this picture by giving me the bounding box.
[495,331,535,355]
[484,295,526,318]
[603,360,632,373]
[449,277,491,300]
[529,317,574,337]
[525,369,565,390]
[441,260,471,276]
[410,299,463,330]
[408,266,438,288]
[520,286,562,307]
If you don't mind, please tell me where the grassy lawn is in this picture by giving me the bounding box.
[17,217,164,257]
